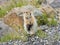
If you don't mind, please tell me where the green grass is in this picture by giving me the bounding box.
[36,30,48,39]
[0,0,26,18]
[0,7,7,18]
[0,34,28,42]
[37,13,48,25]
[47,18,57,26]
[37,12,57,26]
[0,34,12,42]
[0,29,28,42]
[0,0,41,18]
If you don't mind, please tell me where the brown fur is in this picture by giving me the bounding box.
[4,12,24,31]
[24,12,34,25]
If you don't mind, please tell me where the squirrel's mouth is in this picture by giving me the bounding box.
[26,24,33,32]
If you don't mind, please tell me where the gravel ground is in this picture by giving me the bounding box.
[0,35,60,45]
[0,19,60,45]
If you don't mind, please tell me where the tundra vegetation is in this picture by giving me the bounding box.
[0,0,58,42]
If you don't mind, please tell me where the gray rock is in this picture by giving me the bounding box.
[0,21,8,37]
[2,42,8,45]
[33,9,42,16]
[40,25,49,31]
[0,43,3,45]
[7,42,14,45]
[33,41,41,45]
[52,41,58,45]
[50,0,60,8]
[41,42,44,45]
[58,41,60,45]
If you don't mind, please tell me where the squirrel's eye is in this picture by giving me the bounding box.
[26,12,28,14]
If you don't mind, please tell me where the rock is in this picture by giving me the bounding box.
[41,42,44,45]
[0,21,11,37]
[33,41,41,45]
[7,42,14,45]
[50,0,60,8]
[45,30,49,33]
[46,0,54,4]
[40,25,49,31]
[33,9,42,16]
[13,40,19,45]
[58,41,60,45]
[0,43,3,45]
[20,5,42,16]
[2,42,8,45]
[20,5,35,12]
[52,41,58,45]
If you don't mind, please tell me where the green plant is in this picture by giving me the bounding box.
[0,7,7,18]
[37,12,57,27]
[38,0,44,4]
[37,13,48,26]
[0,28,28,42]
[0,0,42,18]
[36,30,48,39]
[0,34,12,42]
[47,18,57,26]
